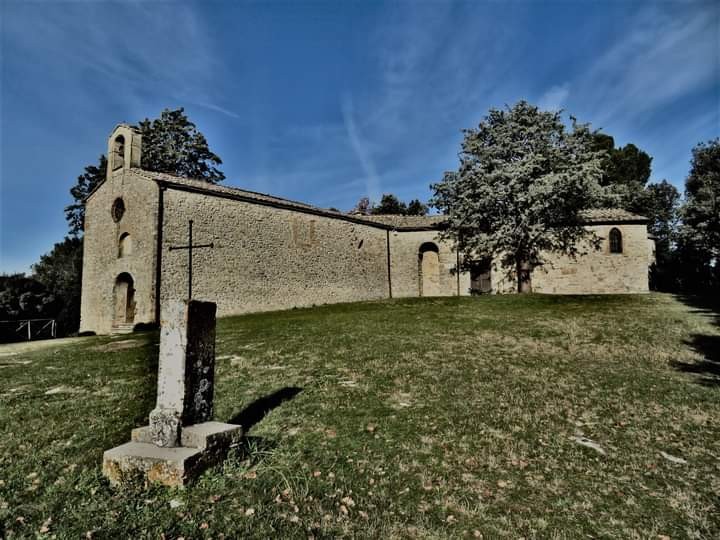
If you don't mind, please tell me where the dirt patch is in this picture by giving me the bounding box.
[44,385,85,395]
[0,336,90,355]
[90,339,142,352]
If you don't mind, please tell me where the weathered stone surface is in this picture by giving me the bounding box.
[102,442,203,487]
[148,407,181,447]
[111,422,243,487]
[181,421,243,450]
[150,299,216,443]
[133,421,243,451]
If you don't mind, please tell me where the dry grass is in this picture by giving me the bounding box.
[1,293,719,538]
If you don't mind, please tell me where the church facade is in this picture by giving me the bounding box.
[79,125,655,334]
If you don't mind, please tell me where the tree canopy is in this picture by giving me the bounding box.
[65,156,107,236]
[65,108,224,236]
[32,236,84,335]
[675,139,720,292]
[352,194,429,216]
[592,133,655,213]
[431,101,605,292]
[137,108,225,184]
[681,139,720,259]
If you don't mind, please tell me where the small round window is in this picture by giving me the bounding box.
[111,198,125,223]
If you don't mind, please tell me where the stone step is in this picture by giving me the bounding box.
[103,442,202,487]
[105,422,243,487]
[111,324,134,334]
[131,421,243,451]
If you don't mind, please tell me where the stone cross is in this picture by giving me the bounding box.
[149,299,217,447]
[168,220,214,300]
[103,298,243,487]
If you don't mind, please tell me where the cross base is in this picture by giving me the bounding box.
[102,422,243,487]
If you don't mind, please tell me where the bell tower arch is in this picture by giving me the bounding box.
[107,124,142,177]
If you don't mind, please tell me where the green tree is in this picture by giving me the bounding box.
[681,139,720,258]
[431,101,604,293]
[65,108,224,235]
[406,199,428,216]
[371,194,407,215]
[0,274,53,321]
[65,155,107,236]
[639,180,681,290]
[137,108,225,184]
[677,139,720,292]
[32,236,83,335]
[592,134,653,212]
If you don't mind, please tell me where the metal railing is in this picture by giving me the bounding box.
[0,318,57,341]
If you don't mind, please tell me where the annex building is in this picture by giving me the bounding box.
[80,125,655,334]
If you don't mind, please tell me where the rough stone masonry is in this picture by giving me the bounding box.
[80,124,655,335]
[103,300,242,487]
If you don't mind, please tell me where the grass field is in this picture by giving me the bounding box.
[1,294,719,538]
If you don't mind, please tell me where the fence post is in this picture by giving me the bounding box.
[27,320,31,341]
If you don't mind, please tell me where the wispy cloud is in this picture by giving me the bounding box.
[190,101,242,120]
[342,95,381,202]
[538,84,570,112]
[579,4,716,126]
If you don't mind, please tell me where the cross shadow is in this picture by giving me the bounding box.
[227,386,303,432]
[671,295,720,388]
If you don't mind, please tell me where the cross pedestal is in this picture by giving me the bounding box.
[102,300,242,487]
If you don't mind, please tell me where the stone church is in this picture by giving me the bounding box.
[79,125,655,334]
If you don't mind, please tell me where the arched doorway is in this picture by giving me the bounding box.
[419,242,440,296]
[113,273,136,325]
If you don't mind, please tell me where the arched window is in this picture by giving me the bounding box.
[609,228,623,254]
[112,135,125,170]
[118,232,132,258]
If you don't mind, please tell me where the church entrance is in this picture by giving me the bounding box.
[113,273,136,325]
[419,243,441,296]
[470,258,492,294]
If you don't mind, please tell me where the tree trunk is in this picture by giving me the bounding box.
[517,259,532,294]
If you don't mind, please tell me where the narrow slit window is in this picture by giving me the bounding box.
[609,228,622,254]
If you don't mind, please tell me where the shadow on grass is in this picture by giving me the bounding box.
[676,294,720,326]
[672,295,720,388]
[671,334,720,388]
[227,386,303,432]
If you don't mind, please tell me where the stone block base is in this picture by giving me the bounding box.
[103,422,243,487]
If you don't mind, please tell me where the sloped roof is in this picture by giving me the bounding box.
[579,208,648,223]
[132,169,439,231]
[358,214,446,229]
[130,169,648,229]
[132,168,322,212]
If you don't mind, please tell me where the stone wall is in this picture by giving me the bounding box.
[159,186,392,317]
[79,168,159,334]
[389,230,470,297]
[490,224,650,294]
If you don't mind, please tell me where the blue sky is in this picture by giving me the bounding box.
[1,0,718,274]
